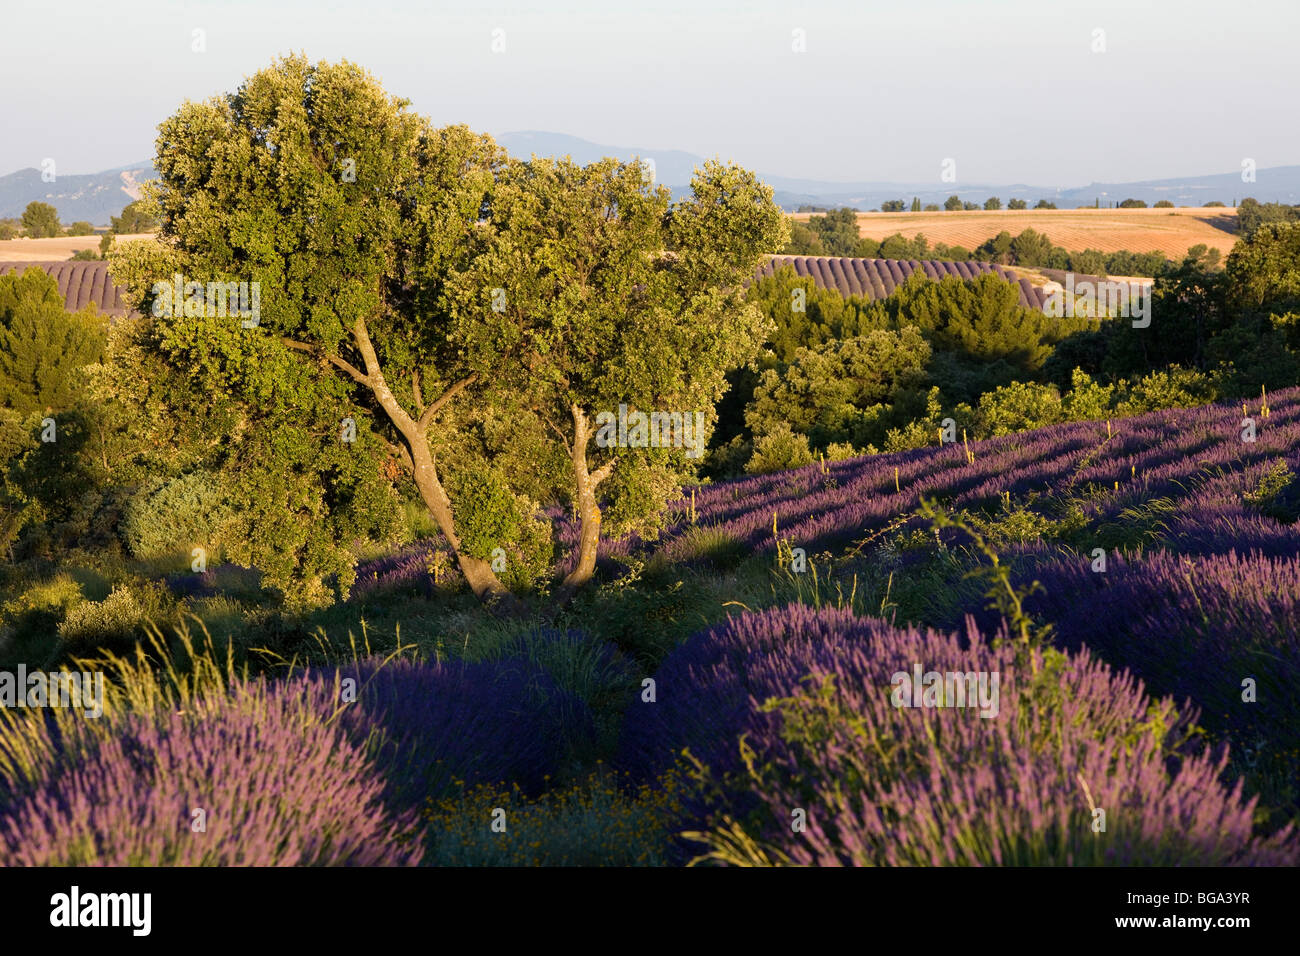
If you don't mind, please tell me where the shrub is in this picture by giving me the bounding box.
[0,673,421,866]
[56,580,175,655]
[422,770,685,866]
[977,381,1065,436]
[120,471,228,560]
[746,423,814,474]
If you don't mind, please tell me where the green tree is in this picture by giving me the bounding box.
[21,202,61,238]
[1007,198,1027,210]
[1224,221,1300,316]
[446,157,787,592]
[0,269,105,416]
[783,221,825,255]
[1153,200,1175,208]
[984,197,1002,210]
[1033,199,1057,210]
[110,55,508,606]
[745,327,931,451]
[110,200,158,235]
[944,195,963,211]
[910,197,921,212]
[1118,198,1147,208]
[881,200,905,212]
[65,221,95,236]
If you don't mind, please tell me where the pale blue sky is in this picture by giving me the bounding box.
[2,0,1295,185]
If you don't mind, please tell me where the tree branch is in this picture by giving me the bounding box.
[590,457,617,489]
[350,318,417,435]
[412,368,426,415]
[281,337,372,387]
[417,374,478,430]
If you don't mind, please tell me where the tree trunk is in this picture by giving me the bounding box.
[560,404,614,594]
[346,317,514,605]
[405,424,513,603]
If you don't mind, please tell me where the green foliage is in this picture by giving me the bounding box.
[984,196,1001,210]
[781,208,875,257]
[65,221,95,236]
[976,381,1065,436]
[421,771,684,866]
[943,195,962,211]
[1243,461,1299,524]
[445,462,553,590]
[110,54,499,605]
[745,423,813,474]
[1236,198,1300,239]
[1154,200,1175,208]
[1119,198,1148,208]
[1225,221,1300,316]
[1114,366,1217,415]
[119,471,228,560]
[446,152,787,578]
[56,580,176,657]
[0,268,105,416]
[68,249,100,261]
[746,327,930,451]
[1007,198,1027,210]
[20,202,60,238]
[109,200,158,235]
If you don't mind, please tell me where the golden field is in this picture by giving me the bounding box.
[792,206,1239,259]
[0,234,153,262]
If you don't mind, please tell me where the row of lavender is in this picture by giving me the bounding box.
[660,386,1300,561]
[617,604,1297,865]
[0,655,587,865]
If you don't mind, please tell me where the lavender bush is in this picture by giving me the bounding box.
[624,604,1297,866]
[0,674,421,866]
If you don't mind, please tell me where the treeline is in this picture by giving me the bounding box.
[709,226,1299,476]
[0,201,157,262]
[1238,198,1300,238]
[783,209,1190,277]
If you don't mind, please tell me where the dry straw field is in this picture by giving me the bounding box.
[794,206,1239,258]
[0,234,153,262]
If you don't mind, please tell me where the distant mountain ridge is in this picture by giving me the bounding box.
[497,131,1300,210]
[4,135,1297,222]
[0,163,157,225]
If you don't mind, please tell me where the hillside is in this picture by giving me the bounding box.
[0,163,156,225]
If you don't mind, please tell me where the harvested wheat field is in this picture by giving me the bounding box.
[0,234,153,262]
[793,207,1239,258]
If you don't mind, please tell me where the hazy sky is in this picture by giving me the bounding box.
[2,0,1295,185]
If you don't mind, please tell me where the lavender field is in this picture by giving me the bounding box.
[5,387,1296,866]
